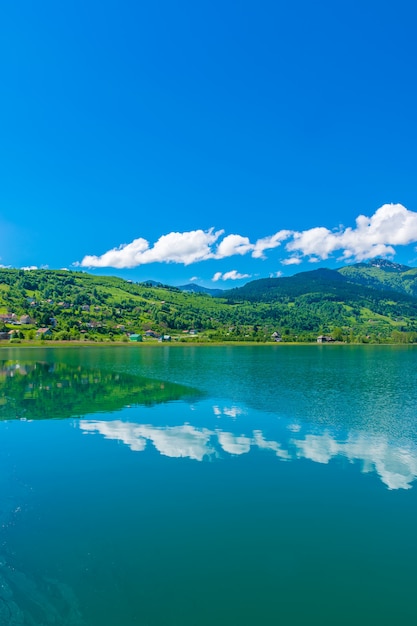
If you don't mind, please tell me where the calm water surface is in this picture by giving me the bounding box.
[0,345,416,625]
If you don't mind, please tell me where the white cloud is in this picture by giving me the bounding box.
[79,237,150,268]
[281,257,302,266]
[252,230,292,259]
[79,229,223,268]
[285,204,417,263]
[215,234,253,258]
[21,265,39,271]
[286,227,340,260]
[143,229,222,265]
[75,203,417,270]
[212,270,251,281]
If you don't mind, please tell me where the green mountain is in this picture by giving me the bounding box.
[222,265,417,309]
[338,259,417,297]
[0,264,416,343]
[178,283,224,296]
[220,263,417,341]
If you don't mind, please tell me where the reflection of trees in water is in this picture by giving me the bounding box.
[0,359,201,623]
[0,360,201,421]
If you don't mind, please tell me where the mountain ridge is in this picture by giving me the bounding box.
[221,259,417,301]
[0,260,416,343]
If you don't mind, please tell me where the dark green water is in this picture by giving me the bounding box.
[0,345,416,625]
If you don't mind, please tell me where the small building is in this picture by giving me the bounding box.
[317,335,334,343]
[129,334,143,342]
[0,332,9,340]
[271,331,282,342]
[158,334,171,342]
[36,328,53,339]
[0,314,15,323]
[20,315,34,325]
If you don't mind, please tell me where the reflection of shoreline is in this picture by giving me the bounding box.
[80,406,417,491]
[0,360,201,421]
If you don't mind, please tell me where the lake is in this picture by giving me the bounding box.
[0,345,416,625]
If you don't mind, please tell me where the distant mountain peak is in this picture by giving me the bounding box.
[178,283,224,297]
[366,258,411,272]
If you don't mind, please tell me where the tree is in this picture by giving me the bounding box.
[332,327,344,341]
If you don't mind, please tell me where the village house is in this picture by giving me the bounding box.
[129,333,143,342]
[86,320,102,329]
[36,328,53,339]
[144,330,158,338]
[20,315,34,325]
[317,335,335,343]
[0,313,17,324]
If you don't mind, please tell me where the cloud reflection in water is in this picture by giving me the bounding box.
[293,431,417,491]
[80,402,417,491]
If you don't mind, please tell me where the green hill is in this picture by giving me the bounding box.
[337,259,417,298]
[0,264,416,343]
[220,263,417,341]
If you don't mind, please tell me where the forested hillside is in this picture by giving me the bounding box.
[338,259,417,297]
[0,264,417,343]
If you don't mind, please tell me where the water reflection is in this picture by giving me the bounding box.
[80,402,417,490]
[292,431,417,490]
[0,360,201,420]
[82,421,214,460]
[2,359,417,490]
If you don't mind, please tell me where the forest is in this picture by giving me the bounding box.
[0,261,417,344]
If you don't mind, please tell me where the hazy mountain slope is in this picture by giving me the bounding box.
[178,283,224,297]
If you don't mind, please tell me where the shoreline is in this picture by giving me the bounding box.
[0,339,414,349]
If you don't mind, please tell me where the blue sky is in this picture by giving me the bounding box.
[1,0,417,287]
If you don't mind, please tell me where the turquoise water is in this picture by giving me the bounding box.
[0,345,416,625]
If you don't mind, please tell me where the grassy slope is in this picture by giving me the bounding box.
[0,266,416,342]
